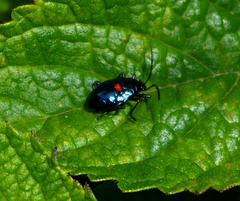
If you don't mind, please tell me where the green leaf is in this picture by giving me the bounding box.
[0,124,96,200]
[0,0,34,23]
[0,0,240,196]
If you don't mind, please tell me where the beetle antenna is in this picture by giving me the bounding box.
[144,46,153,85]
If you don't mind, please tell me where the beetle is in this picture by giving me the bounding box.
[86,47,160,121]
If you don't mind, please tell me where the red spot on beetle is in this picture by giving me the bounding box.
[114,83,122,91]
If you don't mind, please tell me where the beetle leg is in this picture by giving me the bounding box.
[146,84,160,100]
[130,94,150,101]
[97,104,125,120]
[129,93,151,121]
[93,81,101,89]
[118,73,125,78]
[97,112,107,120]
[119,104,125,109]
[129,100,140,121]
[137,93,151,98]
[129,97,138,101]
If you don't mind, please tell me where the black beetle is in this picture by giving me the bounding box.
[86,47,160,121]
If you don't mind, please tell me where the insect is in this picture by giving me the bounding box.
[86,47,160,121]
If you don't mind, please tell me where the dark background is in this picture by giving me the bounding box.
[74,175,240,201]
[1,0,240,200]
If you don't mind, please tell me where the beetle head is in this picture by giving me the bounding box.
[137,80,147,91]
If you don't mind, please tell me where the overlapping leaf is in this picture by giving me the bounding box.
[0,124,96,200]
